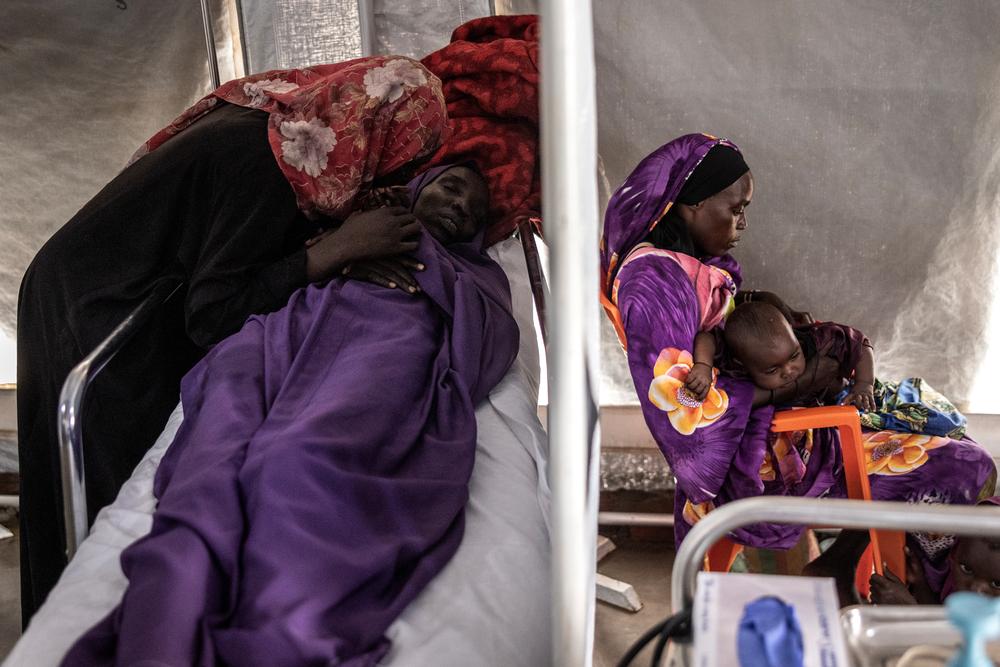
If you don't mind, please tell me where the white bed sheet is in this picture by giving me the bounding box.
[5,238,551,667]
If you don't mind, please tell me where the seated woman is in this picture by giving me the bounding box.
[600,133,997,604]
[17,56,446,620]
[62,163,519,666]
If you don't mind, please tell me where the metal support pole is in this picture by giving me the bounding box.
[540,0,601,664]
[671,497,1000,613]
[598,511,675,527]
[356,0,376,57]
[232,0,251,75]
[199,0,221,88]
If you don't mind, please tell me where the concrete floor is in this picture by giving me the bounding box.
[595,540,675,667]
[0,513,19,661]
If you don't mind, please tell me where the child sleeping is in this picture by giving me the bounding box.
[62,163,520,667]
[870,499,1000,605]
[685,301,967,438]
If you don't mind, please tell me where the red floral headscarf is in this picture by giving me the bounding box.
[421,15,541,247]
[130,56,449,220]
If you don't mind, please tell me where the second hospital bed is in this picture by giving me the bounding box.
[4,236,552,666]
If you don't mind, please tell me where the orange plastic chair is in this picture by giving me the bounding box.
[704,405,906,597]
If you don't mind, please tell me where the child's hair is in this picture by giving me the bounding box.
[723,301,790,361]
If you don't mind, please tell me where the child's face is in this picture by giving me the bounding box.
[951,537,1000,597]
[739,323,807,391]
[412,166,489,245]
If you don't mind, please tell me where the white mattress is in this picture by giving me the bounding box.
[5,238,552,667]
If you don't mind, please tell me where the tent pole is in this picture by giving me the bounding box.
[357,0,376,56]
[199,0,221,88]
[232,0,251,75]
[540,0,601,664]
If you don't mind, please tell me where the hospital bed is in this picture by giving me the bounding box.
[4,236,553,666]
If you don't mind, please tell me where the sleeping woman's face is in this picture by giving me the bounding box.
[413,166,490,245]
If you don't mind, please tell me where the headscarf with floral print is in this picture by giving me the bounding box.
[129,56,449,220]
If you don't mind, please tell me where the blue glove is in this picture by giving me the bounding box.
[737,596,804,667]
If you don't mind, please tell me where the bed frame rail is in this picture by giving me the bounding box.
[671,496,1000,614]
[58,281,183,560]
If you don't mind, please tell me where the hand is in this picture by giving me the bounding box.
[684,363,713,402]
[841,381,875,412]
[305,207,421,282]
[356,185,411,210]
[343,255,424,294]
[304,228,334,248]
[791,309,814,326]
[869,568,918,605]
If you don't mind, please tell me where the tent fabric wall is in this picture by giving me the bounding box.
[238,1,492,72]
[0,0,224,383]
[372,0,491,57]
[502,1,1000,409]
[4,2,999,409]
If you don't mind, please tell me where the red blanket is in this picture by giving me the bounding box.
[421,15,541,246]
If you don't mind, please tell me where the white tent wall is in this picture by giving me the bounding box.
[4,1,999,410]
[0,0,247,386]
[505,0,1000,411]
[237,1,492,71]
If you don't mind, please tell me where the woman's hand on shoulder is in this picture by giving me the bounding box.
[305,207,422,282]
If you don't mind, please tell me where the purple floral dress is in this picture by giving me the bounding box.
[601,133,997,550]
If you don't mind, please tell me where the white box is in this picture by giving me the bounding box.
[693,572,850,667]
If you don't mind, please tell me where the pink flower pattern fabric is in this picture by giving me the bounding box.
[130,56,449,220]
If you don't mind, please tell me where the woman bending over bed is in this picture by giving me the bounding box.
[17,57,450,623]
[61,163,518,666]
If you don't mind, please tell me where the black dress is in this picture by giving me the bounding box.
[17,103,314,621]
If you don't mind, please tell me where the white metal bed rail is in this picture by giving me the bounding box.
[58,281,183,559]
[671,496,1000,613]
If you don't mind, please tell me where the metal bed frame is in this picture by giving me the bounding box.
[58,3,601,667]
[668,496,1000,666]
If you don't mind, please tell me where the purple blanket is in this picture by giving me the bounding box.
[63,229,519,666]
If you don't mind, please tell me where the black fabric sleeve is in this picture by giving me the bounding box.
[182,161,311,348]
[185,244,307,349]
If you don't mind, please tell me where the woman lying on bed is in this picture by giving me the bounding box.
[61,162,519,667]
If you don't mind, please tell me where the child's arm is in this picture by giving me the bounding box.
[840,342,876,411]
[684,331,717,401]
